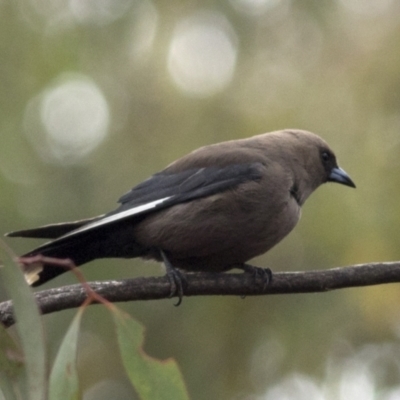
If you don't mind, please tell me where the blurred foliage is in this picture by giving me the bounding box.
[0,250,188,400]
[1,0,400,398]
[0,243,46,400]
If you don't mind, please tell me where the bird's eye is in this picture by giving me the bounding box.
[321,151,330,162]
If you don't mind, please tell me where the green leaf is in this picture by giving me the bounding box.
[113,308,189,400]
[0,375,17,400]
[0,243,46,400]
[48,307,84,400]
[0,322,24,400]
[0,383,8,400]
[0,323,23,378]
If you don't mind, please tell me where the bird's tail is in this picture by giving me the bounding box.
[7,215,145,286]
[21,237,99,286]
[6,216,104,286]
[6,216,103,239]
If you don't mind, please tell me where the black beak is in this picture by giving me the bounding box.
[328,167,356,188]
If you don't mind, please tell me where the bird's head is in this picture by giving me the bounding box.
[269,129,356,205]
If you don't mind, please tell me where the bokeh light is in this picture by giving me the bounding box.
[127,0,158,62]
[69,0,132,26]
[261,341,400,400]
[24,74,110,165]
[229,0,290,17]
[167,11,238,97]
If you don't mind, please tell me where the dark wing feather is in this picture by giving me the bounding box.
[114,163,263,213]
[23,162,263,253]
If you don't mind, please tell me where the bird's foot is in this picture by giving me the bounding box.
[241,263,272,291]
[160,250,186,306]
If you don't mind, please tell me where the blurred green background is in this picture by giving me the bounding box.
[1,0,400,399]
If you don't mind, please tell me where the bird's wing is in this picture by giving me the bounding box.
[16,162,264,250]
[65,163,264,236]
[117,163,263,208]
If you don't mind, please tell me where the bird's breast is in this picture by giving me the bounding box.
[133,177,301,271]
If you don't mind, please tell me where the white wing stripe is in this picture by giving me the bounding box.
[61,196,172,238]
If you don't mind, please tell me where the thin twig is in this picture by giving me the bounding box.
[1,261,400,327]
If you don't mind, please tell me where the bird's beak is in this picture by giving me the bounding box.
[328,167,356,188]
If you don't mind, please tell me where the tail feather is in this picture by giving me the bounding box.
[6,216,103,239]
[22,237,100,286]
[12,216,146,286]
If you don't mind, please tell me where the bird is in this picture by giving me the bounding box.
[6,129,355,298]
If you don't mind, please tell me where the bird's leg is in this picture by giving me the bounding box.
[160,249,186,306]
[239,264,272,291]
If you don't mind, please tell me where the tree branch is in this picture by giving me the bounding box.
[1,261,400,327]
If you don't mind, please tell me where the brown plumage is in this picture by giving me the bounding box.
[6,129,355,288]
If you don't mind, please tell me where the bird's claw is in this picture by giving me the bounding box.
[166,268,186,306]
[161,249,186,306]
[242,263,272,291]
